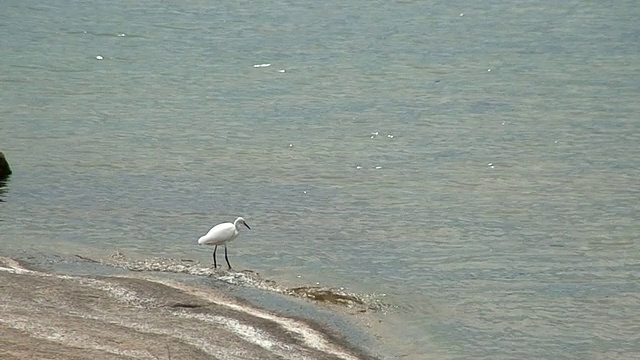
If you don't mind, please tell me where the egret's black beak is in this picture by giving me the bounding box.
[244,223,251,230]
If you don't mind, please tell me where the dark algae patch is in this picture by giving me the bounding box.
[289,286,366,306]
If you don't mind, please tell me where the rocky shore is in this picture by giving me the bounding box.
[0,256,378,360]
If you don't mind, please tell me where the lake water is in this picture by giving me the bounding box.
[1,0,639,359]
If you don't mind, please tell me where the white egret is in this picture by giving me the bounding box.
[198,217,250,269]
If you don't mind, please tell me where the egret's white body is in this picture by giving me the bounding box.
[198,217,250,269]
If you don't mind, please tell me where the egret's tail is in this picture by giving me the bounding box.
[197,236,209,245]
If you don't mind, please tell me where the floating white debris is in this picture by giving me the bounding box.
[488,69,491,72]
[372,131,379,136]
[375,166,382,169]
[117,33,126,37]
[387,134,394,138]
[460,13,464,17]
[370,135,375,139]
[95,55,104,60]
[289,143,293,147]
[488,163,493,166]
[356,166,362,169]
[253,63,271,68]
[303,191,307,194]
[501,122,506,125]
[278,69,286,73]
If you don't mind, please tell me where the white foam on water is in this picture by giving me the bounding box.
[0,265,31,274]
[0,257,33,274]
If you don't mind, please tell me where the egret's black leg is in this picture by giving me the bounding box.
[212,245,218,268]
[224,245,232,270]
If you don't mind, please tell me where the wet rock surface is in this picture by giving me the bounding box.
[101,251,390,313]
[0,256,379,360]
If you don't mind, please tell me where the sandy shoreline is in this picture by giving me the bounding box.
[0,255,380,360]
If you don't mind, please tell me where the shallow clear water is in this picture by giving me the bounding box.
[2,0,639,358]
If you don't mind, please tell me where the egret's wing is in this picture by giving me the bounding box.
[198,223,235,245]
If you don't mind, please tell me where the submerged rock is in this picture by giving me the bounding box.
[0,151,11,178]
[94,252,391,313]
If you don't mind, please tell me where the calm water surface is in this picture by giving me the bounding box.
[2,1,639,359]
